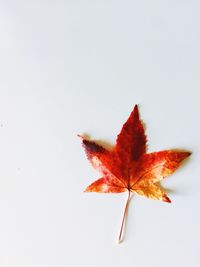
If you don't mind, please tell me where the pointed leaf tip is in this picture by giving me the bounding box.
[133,104,139,118]
[133,104,138,111]
[163,194,171,203]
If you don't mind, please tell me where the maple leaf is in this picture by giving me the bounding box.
[79,105,191,243]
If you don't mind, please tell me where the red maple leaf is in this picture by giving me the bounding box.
[79,105,191,243]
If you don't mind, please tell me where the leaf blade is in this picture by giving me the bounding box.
[81,137,127,186]
[131,182,171,203]
[115,104,147,166]
[131,150,191,186]
[85,177,126,193]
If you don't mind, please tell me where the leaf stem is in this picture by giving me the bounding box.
[117,190,131,243]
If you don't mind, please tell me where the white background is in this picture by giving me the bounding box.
[0,0,199,266]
